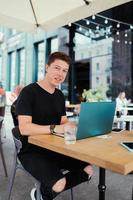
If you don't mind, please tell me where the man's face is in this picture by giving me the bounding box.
[46,59,69,87]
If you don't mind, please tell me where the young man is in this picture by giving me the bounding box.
[16,52,93,200]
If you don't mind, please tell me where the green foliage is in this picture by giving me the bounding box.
[82,88,106,102]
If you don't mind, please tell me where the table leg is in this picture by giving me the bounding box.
[98,167,106,200]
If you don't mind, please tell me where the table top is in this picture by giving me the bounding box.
[28,131,133,175]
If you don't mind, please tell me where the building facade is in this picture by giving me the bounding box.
[0,25,132,102]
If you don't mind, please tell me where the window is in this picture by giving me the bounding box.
[96,63,100,71]
[107,76,110,84]
[107,58,111,68]
[10,52,16,91]
[11,29,17,36]
[19,49,25,85]
[51,37,58,53]
[80,53,84,59]
[96,76,99,83]
[96,49,100,56]
[107,46,112,54]
[37,42,45,81]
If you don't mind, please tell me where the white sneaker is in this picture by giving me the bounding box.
[30,187,43,200]
[30,188,36,200]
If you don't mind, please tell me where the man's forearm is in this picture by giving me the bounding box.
[19,123,51,136]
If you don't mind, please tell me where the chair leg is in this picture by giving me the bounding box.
[36,182,41,200]
[2,122,6,138]
[6,157,17,200]
[70,188,74,200]
[0,138,8,177]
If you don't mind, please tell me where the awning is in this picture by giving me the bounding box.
[0,0,131,32]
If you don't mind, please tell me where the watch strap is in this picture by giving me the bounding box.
[50,124,56,134]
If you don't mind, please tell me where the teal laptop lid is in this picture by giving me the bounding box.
[76,101,116,140]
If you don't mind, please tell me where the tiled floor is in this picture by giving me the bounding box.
[0,107,133,200]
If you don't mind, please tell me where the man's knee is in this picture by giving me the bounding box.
[52,177,66,193]
[83,165,93,176]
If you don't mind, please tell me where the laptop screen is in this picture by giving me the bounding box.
[76,101,116,140]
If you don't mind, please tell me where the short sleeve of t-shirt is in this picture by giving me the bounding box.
[16,86,34,116]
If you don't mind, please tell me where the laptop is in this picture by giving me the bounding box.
[76,101,116,140]
[54,101,116,140]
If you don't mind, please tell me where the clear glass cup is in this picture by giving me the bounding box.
[64,125,77,144]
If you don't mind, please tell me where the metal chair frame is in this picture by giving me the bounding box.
[6,128,41,200]
[0,119,8,177]
[0,106,6,138]
[6,127,74,200]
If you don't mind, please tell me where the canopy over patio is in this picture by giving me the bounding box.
[0,0,132,32]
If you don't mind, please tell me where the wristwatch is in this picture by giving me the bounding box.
[50,124,56,134]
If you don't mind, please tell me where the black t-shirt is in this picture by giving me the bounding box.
[16,82,66,154]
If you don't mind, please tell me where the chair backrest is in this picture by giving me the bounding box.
[0,119,3,129]
[12,127,22,153]
[0,119,4,143]
[11,101,18,126]
[0,106,5,117]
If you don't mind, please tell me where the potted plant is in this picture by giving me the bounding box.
[82,88,106,102]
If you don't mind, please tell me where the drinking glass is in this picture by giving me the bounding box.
[64,125,77,144]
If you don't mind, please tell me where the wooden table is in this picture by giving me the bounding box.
[29,131,133,200]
